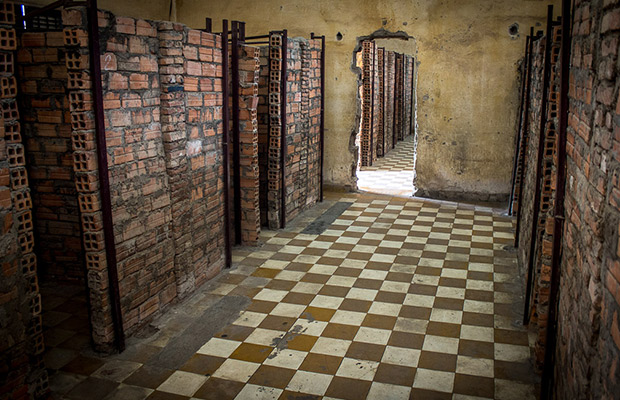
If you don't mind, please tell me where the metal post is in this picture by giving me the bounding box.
[510,35,532,215]
[86,0,125,352]
[231,21,241,245]
[204,18,212,33]
[542,0,571,397]
[280,30,288,228]
[221,20,232,268]
[524,5,554,325]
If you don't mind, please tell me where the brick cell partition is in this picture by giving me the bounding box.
[376,47,384,157]
[0,2,49,398]
[17,29,85,281]
[257,45,269,226]
[394,53,403,143]
[530,23,561,369]
[384,51,395,152]
[237,44,261,245]
[517,36,545,284]
[371,43,379,162]
[404,55,413,138]
[359,40,373,167]
[553,1,620,397]
[267,33,282,229]
[284,37,321,223]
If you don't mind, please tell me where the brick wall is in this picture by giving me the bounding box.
[376,47,385,157]
[257,46,269,226]
[0,2,49,397]
[394,54,403,143]
[384,51,395,151]
[359,40,374,167]
[16,30,85,282]
[283,37,322,222]
[237,44,260,245]
[554,0,620,397]
[403,55,413,139]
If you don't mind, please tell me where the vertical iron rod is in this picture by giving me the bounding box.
[231,21,242,245]
[515,27,537,247]
[86,0,125,352]
[510,34,532,215]
[524,5,554,325]
[221,20,232,268]
[204,17,212,33]
[542,0,571,397]
[280,30,288,228]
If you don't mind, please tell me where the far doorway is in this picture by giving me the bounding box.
[354,37,418,197]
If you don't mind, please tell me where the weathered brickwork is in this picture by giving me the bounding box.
[257,46,269,226]
[16,30,85,282]
[518,35,545,282]
[237,44,260,245]
[376,47,385,157]
[359,40,374,167]
[0,2,49,398]
[384,51,395,152]
[394,54,403,143]
[266,33,282,229]
[371,43,380,162]
[62,7,115,350]
[554,0,620,397]
[403,55,414,139]
[283,37,321,223]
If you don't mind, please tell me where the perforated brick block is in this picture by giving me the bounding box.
[21,253,37,276]
[0,76,17,99]
[71,130,96,151]
[67,72,91,89]
[4,122,21,143]
[81,212,103,232]
[2,100,19,121]
[0,28,16,50]
[19,231,34,253]
[0,2,16,25]
[10,167,28,189]
[85,251,107,271]
[0,52,13,75]
[73,151,97,172]
[7,144,25,167]
[65,52,89,70]
[83,231,104,252]
[12,190,32,212]
[75,173,99,193]
[17,210,33,234]
[78,192,101,213]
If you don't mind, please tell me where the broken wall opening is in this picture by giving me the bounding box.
[353,33,418,196]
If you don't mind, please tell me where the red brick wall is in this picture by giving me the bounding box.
[394,54,403,143]
[376,47,385,157]
[384,51,395,151]
[554,0,620,397]
[0,3,49,397]
[284,37,322,223]
[257,46,269,226]
[16,30,85,282]
[359,40,374,167]
[237,44,260,245]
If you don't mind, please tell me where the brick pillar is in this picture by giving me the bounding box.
[0,2,49,397]
[360,40,373,167]
[62,7,116,351]
[376,47,385,157]
[267,33,282,229]
[384,51,395,152]
[237,44,260,245]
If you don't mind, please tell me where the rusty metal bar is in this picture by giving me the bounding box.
[542,0,571,396]
[221,19,232,268]
[231,21,242,245]
[245,34,270,40]
[510,34,532,216]
[86,0,125,352]
[524,5,554,326]
[515,27,537,247]
[280,30,288,228]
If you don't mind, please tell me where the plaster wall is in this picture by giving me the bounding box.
[177,0,559,200]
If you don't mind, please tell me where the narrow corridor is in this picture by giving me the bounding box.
[46,192,536,400]
[357,136,416,197]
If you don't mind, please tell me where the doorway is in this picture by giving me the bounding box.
[353,35,418,197]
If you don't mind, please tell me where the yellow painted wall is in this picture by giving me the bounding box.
[22,0,171,21]
[174,0,559,199]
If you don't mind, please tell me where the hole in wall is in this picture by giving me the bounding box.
[508,23,519,38]
[349,29,419,196]
[336,32,343,41]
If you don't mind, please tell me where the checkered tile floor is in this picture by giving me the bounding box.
[45,192,538,400]
[358,136,416,197]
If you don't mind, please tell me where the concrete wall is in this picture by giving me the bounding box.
[176,0,560,200]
